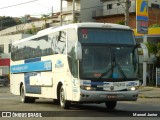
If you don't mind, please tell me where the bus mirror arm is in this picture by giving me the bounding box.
[75,41,82,60]
[137,43,149,62]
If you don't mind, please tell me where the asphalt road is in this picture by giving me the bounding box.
[0,86,160,120]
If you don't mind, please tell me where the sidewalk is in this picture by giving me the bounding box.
[138,86,160,98]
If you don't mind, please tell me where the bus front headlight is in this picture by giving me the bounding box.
[80,85,96,91]
[127,86,139,91]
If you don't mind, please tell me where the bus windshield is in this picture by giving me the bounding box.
[78,28,138,81]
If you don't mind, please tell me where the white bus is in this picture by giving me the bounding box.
[10,23,148,109]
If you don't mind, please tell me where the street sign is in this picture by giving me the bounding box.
[137,21,148,34]
[136,0,148,34]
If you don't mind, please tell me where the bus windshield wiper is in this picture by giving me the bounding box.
[99,49,127,80]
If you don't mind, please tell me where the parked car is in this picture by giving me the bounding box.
[0,76,8,86]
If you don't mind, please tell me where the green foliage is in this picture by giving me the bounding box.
[116,20,125,25]
[157,43,160,57]
[41,14,50,21]
[145,42,160,86]
[41,14,50,29]
[0,16,20,30]
[149,24,160,28]
[31,24,37,34]
[145,42,160,67]
[145,42,157,55]
[25,29,33,34]
[25,23,37,34]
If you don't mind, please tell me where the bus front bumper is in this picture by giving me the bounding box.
[79,90,138,102]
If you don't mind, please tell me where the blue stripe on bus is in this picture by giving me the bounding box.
[25,72,41,94]
[83,82,104,85]
[24,58,43,94]
[10,60,52,73]
[25,57,41,63]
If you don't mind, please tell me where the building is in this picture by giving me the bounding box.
[93,0,160,28]
[0,34,32,78]
[0,58,10,79]
[0,34,32,54]
[62,0,102,24]
[1,0,160,85]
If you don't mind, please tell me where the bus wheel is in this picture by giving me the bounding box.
[60,86,70,109]
[20,85,29,103]
[53,99,60,105]
[28,97,36,103]
[105,101,117,110]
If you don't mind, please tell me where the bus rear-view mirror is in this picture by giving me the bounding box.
[75,41,82,60]
[137,43,149,62]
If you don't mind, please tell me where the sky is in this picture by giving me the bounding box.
[0,0,67,17]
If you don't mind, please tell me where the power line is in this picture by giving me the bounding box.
[0,0,39,10]
[1,1,129,20]
[15,2,126,18]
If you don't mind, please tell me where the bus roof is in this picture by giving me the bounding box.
[12,22,131,45]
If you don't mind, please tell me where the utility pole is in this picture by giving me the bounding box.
[124,0,130,26]
[60,0,63,26]
[118,0,130,26]
[72,0,75,23]
[51,6,53,17]
[0,18,2,30]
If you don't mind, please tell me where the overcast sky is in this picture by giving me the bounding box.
[0,0,67,17]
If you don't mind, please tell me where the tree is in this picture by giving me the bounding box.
[116,20,125,25]
[0,16,20,30]
[145,42,160,85]
[25,23,37,34]
[41,14,50,29]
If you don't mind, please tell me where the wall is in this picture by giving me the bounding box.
[80,0,103,22]
[95,13,136,28]
[149,8,160,26]
[0,19,55,36]
[148,0,160,7]
[0,34,32,54]
[94,7,160,29]
[0,59,10,66]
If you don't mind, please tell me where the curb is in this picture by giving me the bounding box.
[138,95,160,98]
[138,87,160,98]
[139,87,154,91]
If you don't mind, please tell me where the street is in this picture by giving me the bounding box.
[0,86,160,120]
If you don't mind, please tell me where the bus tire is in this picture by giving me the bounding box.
[60,86,70,109]
[53,99,60,105]
[20,85,29,103]
[28,97,36,103]
[105,101,117,110]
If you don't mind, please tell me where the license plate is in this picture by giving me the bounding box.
[107,95,117,99]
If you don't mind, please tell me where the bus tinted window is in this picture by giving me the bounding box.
[79,28,135,45]
[11,35,51,61]
[11,30,67,61]
[67,28,78,77]
[55,31,66,54]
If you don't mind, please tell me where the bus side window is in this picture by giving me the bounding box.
[67,28,78,77]
[55,31,66,54]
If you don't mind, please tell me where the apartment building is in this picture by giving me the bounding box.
[0,34,32,59]
[93,0,160,28]
[62,0,102,24]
